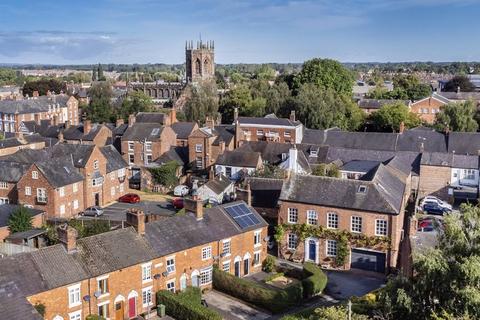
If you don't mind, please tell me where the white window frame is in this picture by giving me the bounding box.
[253,251,261,267]
[72,183,78,193]
[351,216,362,233]
[97,301,109,318]
[254,230,262,247]
[195,144,203,153]
[68,310,82,320]
[326,239,337,257]
[166,279,175,293]
[287,207,298,224]
[118,168,126,178]
[32,171,38,179]
[93,160,99,170]
[199,267,213,286]
[142,286,153,307]
[375,219,388,236]
[202,246,212,260]
[128,153,134,164]
[166,256,176,274]
[287,233,297,250]
[25,186,31,196]
[142,262,152,283]
[222,239,231,256]
[73,199,79,210]
[60,205,66,215]
[0,181,7,189]
[307,210,318,225]
[145,142,152,152]
[96,275,109,297]
[59,187,65,197]
[128,141,134,151]
[256,129,264,136]
[222,260,231,273]
[327,212,338,229]
[68,283,81,308]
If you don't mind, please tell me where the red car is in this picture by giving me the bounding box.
[172,198,184,209]
[119,193,140,203]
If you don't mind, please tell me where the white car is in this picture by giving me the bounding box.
[174,185,190,196]
[420,196,452,210]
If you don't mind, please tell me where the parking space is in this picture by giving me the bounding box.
[325,269,385,300]
[80,200,176,222]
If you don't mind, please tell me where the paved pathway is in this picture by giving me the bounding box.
[204,290,271,320]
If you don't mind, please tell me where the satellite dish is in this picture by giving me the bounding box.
[93,291,102,298]
[83,295,91,302]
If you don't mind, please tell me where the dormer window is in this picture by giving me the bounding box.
[358,185,367,193]
[281,153,288,161]
[310,150,318,157]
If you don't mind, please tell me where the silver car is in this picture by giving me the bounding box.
[82,206,104,217]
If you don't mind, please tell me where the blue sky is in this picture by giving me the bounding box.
[0,0,479,64]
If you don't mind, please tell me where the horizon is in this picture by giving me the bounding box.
[1,0,480,64]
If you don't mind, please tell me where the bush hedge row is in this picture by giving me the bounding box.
[302,262,328,298]
[156,288,222,320]
[213,267,303,313]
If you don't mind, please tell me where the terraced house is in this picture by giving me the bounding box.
[0,200,268,320]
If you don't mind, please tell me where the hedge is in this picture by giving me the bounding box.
[301,262,327,298]
[213,268,303,313]
[156,288,222,320]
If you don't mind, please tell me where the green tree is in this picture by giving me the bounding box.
[184,81,219,124]
[294,83,364,130]
[294,58,355,95]
[443,75,475,92]
[84,82,114,122]
[7,206,33,234]
[312,164,340,178]
[370,102,421,132]
[435,101,478,132]
[22,79,65,96]
[118,91,154,120]
[265,82,291,115]
[0,68,18,85]
[97,63,105,81]
[149,161,179,188]
[92,65,97,81]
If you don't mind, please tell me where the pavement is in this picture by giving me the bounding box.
[203,290,271,320]
[79,200,176,221]
[324,269,386,300]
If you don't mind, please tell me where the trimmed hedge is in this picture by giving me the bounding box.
[213,268,303,313]
[156,288,222,320]
[302,262,327,298]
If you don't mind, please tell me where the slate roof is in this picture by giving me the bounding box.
[421,152,479,169]
[436,91,480,101]
[447,132,480,155]
[47,144,95,168]
[0,161,31,182]
[0,204,44,228]
[122,123,166,141]
[6,228,46,240]
[135,112,168,124]
[155,146,188,166]
[280,164,406,215]
[63,123,107,141]
[213,125,235,146]
[216,150,261,168]
[396,128,447,153]
[171,122,197,140]
[201,175,233,195]
[0,149,49,164]
[105,123,129,136]
[238,116,301,127]
[0,95,70,114]
[22,120,64,139]
[358,99,410,110]
[100,145,128,173]
[145,201,267,257]
[341,160,381,173]
[35,158,84,188]
[245,177,283,209]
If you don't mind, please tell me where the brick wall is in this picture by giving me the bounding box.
[0,181,18,204]
[238,126,297,144]
[418,165,451,199]
[410,97,446,124]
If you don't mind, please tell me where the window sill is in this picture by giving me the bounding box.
[254,244,262,248]
[68,302,82,309]
[97,293,110,300]
[142,279,153,284]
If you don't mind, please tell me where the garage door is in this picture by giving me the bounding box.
[351,249,386,273]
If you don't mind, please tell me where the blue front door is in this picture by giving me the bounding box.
[308,239,316,261]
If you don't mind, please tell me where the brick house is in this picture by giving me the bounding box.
[409,94,450,124]
[0,94,79,134]
[0,133,51,156]
[215,150,263,180]
[235,111,303,145]
[171,121,199,147]
[277,164,410,273]
[0,161,34,205]
[357,99,411,114]
[0,200,268,320]
[62,120,113,147]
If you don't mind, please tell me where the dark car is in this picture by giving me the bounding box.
[119,193,140,204]
[422,203,451,216]
[172,198,184,209]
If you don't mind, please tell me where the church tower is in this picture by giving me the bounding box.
[185,40,215,83]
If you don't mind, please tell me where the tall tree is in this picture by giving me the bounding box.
[294,83,364,130]
[370,102,421,132]
[118,91,154,120]
[22,79,65,96]
[92,65,97,81]
[443,75,475,92]
[97,63,105,81]
[435,100,478,132]
[7,206,33,234]
[184,81,219,124]
[84,82,114,123]
[294,58,355,95]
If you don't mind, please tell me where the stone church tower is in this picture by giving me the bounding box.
[185,40,215,83]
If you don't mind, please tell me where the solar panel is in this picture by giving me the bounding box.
[224,203,261,230]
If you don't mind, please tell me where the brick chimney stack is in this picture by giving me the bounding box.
[116,118,125,127]
[128,114,136,127]
[53,115,59,126]
[233,107,239,122]
[290,110,296,122]
[170,108,177,124]
[64,120,71,130]
[84,120,92,135]
[184,194,204,220]
[34,114,41,125]
[126,208,146,235]
[57,224,78,253]
[58,130,64,142]
[205,116,215,129]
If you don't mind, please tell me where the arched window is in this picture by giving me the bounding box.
[195,58,201,74]
[204,59,209,73]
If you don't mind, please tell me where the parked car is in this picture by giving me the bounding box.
[422,202,451,216]
[174,185,189,196]
[420,196,452,210]
[118,193,140,203]
[82,206,104,217]
[172,198,184,209]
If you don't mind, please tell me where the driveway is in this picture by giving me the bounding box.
[203,290,270,320]
[325,269,385,300]
[80,201,176,222]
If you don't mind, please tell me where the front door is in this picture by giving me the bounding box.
[192,273,199,287]
[115,301,124,320]
[308,239,317,262]
[234,261,241,277]
[128,297,136,318]
[94,193,100,206]
[243,259,249,276]
[180,274,187,291]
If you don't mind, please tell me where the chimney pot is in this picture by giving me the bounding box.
[57,224,78,253]
[126,208,146,235]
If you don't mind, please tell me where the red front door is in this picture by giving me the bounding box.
[128,297,136,318]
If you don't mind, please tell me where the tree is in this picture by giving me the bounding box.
[84,82,114,123]
[97,63,105,81]
[118,91,154,120]
[149,161,179,189]
[294,58,355,95]
[376,204,480,319]
[368,74,431,101]
[265,82,291,115]
[7,206,33,234]
[443,75,475,92]
[184,81,219,124]
[92,65,97,81]
[435,101,478,132]
[22,79,65,96]
[293,83,365,130]
[370,102,421,132]
[0,68,18,85]
[312,164,340,178]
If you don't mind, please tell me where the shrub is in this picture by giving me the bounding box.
[156,289,221,320]
[262,255,276,273]
[213,267,302,313]
[264,272,284,283]
[302,262,327,298]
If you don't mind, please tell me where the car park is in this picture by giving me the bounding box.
[420,196,452,210]
[118,193,141,204]
[174,185,190,196]
[422,202,451,216]
[82,206,104,217]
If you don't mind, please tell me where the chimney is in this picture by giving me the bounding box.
[128,114,136,127]
[288,145,298,173]
[236,183,252,206]
[34,114,41,125]
[170,108,177,124]
[290,110,296,122]
[57,224,78,253]
[399,121,405,134]
[235,119,241,148]
[116,118,124,127]
[183,194,204,220]
[126,208,146,235]
[58,130,64,142]
[64,120,71,130]
[219,140,226,153]
[206,116,215,129]
[53,115,59,126]
[46,90,52,96]
[32,91,39,98]
[209,166,215,180]
[408,216,418,237]
[84,120,92,135]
